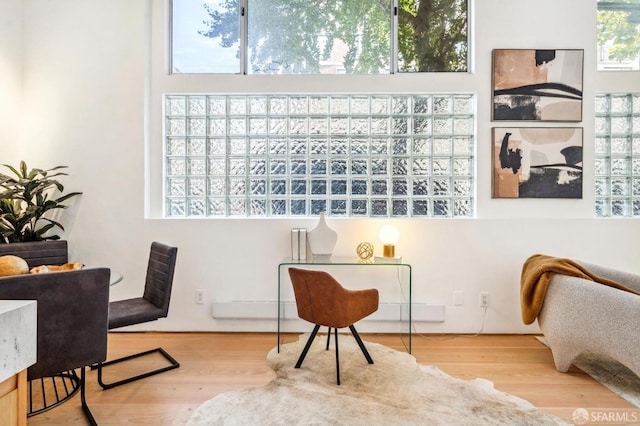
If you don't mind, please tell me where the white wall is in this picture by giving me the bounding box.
[0,0,24,163]
[8,0,640,334]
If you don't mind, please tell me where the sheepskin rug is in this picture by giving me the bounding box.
[187,334,568,425]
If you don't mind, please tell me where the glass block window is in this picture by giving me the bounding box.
[594,93,640,217]
[164,94,475,218]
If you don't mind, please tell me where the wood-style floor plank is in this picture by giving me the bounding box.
[26,332,637,425]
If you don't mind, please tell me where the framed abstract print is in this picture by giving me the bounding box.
[492,127,583,199]
[492,49,584,122]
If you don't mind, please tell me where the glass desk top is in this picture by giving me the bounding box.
[279,256,411,266]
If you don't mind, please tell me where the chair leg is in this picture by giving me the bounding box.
[349,325,374,364]
[334,329,340,385]
[295,324,320,368]
[95,347,180,390]
[326,327,331,350]
[79,367,97,426]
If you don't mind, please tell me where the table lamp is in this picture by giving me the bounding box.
[379,225,400,258]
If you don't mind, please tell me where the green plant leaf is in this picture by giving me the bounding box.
[0,161,82,243]
[55,191,83,203]
[20,161,31,179]
[1,164,20,178]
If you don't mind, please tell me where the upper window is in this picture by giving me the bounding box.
[597,0,640,71]
[171,0,468,74]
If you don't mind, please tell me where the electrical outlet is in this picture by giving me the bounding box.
[479,292,489,308]
[195,290,205,304]
[453,291,464,306]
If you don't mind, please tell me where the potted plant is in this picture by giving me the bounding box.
[0,161,82,244]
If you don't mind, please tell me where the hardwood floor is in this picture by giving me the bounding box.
[26,332,636,425]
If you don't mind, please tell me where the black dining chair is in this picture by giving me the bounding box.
[0,240,110,425]
[95,241,179,390]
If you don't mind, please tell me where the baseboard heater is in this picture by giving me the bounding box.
[211,301,445,322]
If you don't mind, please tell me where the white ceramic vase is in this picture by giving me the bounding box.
[307,212,337,257]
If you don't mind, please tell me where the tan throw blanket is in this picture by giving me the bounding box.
[520,254,640,325]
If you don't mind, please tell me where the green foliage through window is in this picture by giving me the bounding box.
[172,0,468,74]
[597,0,640,70]
[397,0,467,72]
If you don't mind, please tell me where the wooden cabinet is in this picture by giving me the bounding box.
[0,370,27,426]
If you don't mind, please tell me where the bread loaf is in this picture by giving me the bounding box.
[0,255,29,276]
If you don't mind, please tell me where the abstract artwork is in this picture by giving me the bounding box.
[492,127,583,199]
[492,49,584,121]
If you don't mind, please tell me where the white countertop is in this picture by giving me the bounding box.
[0,300,37,382]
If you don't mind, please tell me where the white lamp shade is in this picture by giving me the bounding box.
[379,225,400,244]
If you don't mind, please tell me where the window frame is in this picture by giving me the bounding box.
[596,1,640,71]
[168,0,471,75]
[147,0,477,220]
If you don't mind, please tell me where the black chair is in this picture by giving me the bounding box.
[95,241,179,390]
[0,241,110,425]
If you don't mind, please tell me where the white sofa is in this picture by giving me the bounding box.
[537,261,640,378]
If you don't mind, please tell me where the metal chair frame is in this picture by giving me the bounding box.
[93,242,179,390]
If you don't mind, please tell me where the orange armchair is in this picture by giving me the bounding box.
[288,267,379,385]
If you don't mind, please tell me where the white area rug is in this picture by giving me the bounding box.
[536,336,640,408]
[574,353,640,407]
[188,334,568,425]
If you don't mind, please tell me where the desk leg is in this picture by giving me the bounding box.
[277,265,282,353]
